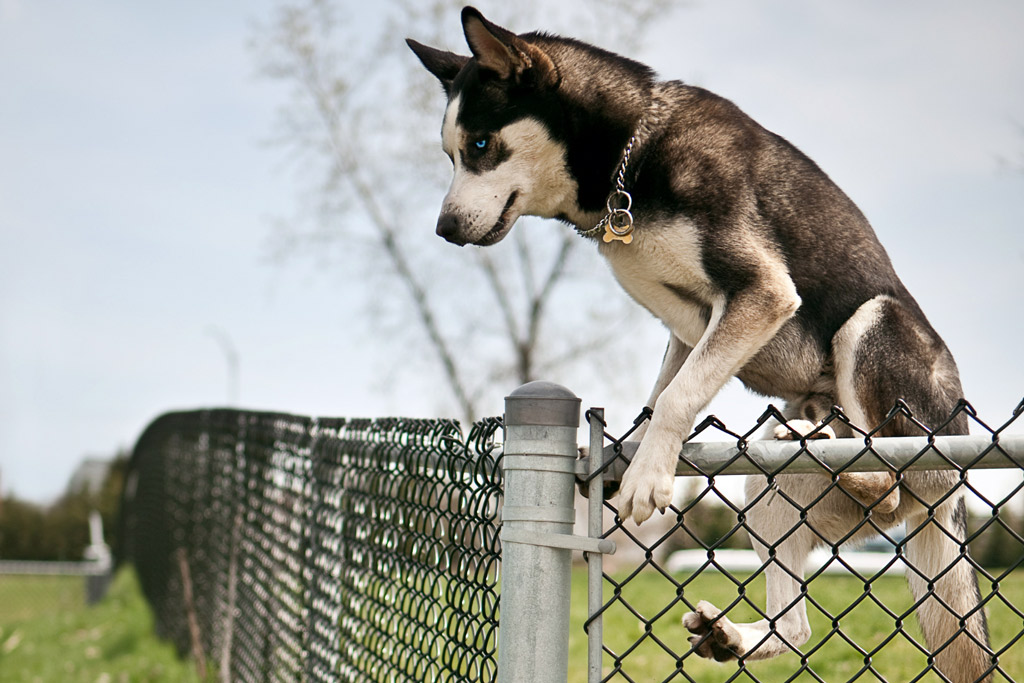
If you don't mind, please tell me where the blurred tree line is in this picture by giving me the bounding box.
[0,451,127,561]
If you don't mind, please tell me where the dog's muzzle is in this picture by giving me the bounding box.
[436,213,466,246]
[436,192,519,247]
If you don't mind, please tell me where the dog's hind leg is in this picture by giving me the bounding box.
[832,294,964,514]
[684,474,819,661]
[834,294,990,680]
[904,493,992,683]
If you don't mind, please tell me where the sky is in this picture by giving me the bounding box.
[1,0,1022,503]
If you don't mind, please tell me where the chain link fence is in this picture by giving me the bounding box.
[120,394,1024,682]
[582,399,1024,683]
[119,409,503,682]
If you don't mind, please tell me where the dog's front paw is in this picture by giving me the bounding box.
[773,419,835,441]
[617,466,673,524]
[683,600,745,662]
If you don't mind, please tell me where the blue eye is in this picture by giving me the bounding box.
[474,138,488,149]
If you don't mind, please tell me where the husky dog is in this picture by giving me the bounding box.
[408,8,990,681]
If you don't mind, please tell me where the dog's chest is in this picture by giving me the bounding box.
[599,221,716,347]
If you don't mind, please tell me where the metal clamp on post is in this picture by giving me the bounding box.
[501,452,615,555]
[500,528,616,555]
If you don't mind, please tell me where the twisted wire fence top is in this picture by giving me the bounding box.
[119,409,504,683]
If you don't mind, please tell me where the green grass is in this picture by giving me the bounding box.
[568,567,1024,682]
[3,565,1021,682]
[0,570,202,683]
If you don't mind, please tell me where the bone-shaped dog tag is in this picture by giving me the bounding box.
[603,208,634,244]
[603,225,633,244]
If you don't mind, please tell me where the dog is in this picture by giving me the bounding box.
[408,8,990,681]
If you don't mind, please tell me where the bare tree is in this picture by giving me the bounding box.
[254,0,673,420]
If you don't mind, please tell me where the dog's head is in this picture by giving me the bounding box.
[408,8,577,246]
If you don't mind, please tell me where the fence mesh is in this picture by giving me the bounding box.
[119,409,503,682]
[585,399,1024,683]
[121,399,1024,683]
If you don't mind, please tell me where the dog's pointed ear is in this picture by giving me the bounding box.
[461,7,559,89]
[407,38,469,95]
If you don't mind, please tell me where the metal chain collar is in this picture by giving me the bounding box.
[576,119,645,244]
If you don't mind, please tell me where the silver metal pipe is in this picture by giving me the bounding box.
[577,434,1024,480]
[587,408,606,683]
[497,381,581,683]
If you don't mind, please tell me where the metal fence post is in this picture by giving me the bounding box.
[586,408,606,683]
[498,381,581,683]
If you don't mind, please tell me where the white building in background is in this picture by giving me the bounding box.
[66,458,111,496]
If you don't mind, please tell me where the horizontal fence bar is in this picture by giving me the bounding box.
[0,560,111,576]
[577,433,1024,480]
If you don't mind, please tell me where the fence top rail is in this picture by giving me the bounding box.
[577,433,1024,480]
[0,560,110,576]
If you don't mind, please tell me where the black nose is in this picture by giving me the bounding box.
[436,213,465,245]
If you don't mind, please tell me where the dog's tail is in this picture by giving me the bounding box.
[904,495,992,683]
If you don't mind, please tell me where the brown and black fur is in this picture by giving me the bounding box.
[409,8,990,680]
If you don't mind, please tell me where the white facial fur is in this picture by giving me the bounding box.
[438,95,584,245]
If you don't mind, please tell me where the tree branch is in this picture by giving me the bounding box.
[525,232,576,357]
[291,31,478,420]
[476,252,521,350]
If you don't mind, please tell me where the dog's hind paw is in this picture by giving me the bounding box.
[773,419,835,441]
[839,471,901,514]
[576,446,621,499]
[683,600,745,662]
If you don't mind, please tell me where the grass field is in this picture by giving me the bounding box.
[1,565,1021,681]
[568,567,1024,682]
[0,570,201,683]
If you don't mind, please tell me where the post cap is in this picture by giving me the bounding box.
[505,381,581,427]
